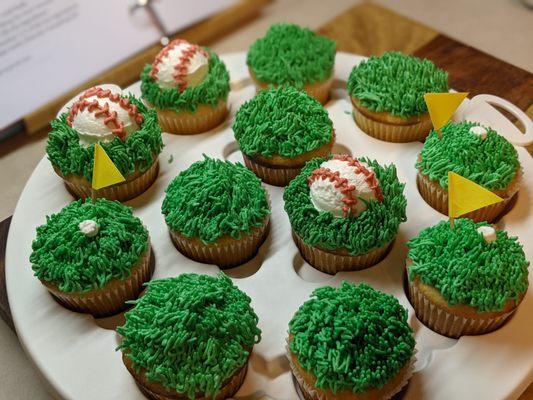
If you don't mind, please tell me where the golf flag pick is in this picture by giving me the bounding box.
[424,92,469,131]
[92,143,125,190]
[448,171,503,218]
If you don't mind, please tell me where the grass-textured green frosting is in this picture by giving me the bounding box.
[289,282,415,393]
[408,219,529,312]
[162,156,270,244]
[47,95,163,182]
[232,86,333,158]
[117,273,260,399]
[247,23,336,88]
[417,121,520,190]
[284,157,407,255]
[347,51,449,118]
[141,49,230,112]
[30,199,149,293]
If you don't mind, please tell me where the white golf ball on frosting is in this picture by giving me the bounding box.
[308,155,383,218]
[469,125,488,140]
[151,39,209,90]
[78,219,99,237]
[477,225,497,243]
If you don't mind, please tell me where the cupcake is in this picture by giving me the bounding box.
[347,52,449,142]
[407,219,529,337]
[30,199,152,317]
[284,155,407,273]
[162,156,270,268]
[288,282,416,400]
[416,121,521,222]
[117,273,261,400]
[141,39,230,134]
[47,86,163,201]
[233,86,334,186]
[247,23,336,105]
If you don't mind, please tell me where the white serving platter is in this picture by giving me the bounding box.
[6,52,533,400]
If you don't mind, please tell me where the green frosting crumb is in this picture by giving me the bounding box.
[347,51,449,118]
[117,273,260,399]
[417,121,520,190]
[47,94,163,182]
[141,49,230,112]
[247,23,336,88]
[232,86,333,158]
[407,219,529,312]
[30,199,149,293]
[162,156,270,244]
[284,157,407,255]
[289,282,415,394]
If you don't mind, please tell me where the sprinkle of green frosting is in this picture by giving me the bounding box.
[289,282,415,394]
[117,273,260,399]
[47,95,163,182]
[247,23,336,88]
[162,156,270,244]
[347,52,449,118]
[417,121,519,190]
[284,157,407,255]
[232,86,333,158]
[141,49,230,112]
[408,219,529,312]
[30,199,149,293]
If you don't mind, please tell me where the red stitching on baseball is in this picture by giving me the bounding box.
[333,154,384,202]
[308,167,358,216]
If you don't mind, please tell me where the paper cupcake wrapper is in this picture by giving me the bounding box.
[292,231,392,274]
[169,218,270,269]
[251,73,332,105]
[156,101,228,135]
[287,340,416,400]
[242,154,302,187]
[56,159,159,202]
[408,280,516,338]
[416,172,516,223]
[353,107,432,143]
[42,247,153,317]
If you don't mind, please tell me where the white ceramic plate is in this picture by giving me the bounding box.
[6,52,533,400]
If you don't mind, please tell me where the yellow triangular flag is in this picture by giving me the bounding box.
[424,92,469,131]
[92,143,125,190]
[448,171,503,218]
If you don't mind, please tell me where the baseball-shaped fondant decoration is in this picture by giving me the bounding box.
[308,155,383,218]
[67,86,144,146]
[150,39,209,91]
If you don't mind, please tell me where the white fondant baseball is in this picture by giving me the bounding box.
[151,39,209,90]
[308,155,383,218]
[79,220,99,237]
[470,125,488,140]
[477,225,497,243]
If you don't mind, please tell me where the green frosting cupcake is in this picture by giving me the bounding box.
[284,157,407,255]
[117,273,261,399]
[289,282,415,394]
[47,94,163,182]
[141,49,230,113]
[408,219,529,312]
[347,51,449,118]
[417,121,520,191]
[247,23,336,88]
[162,156,270,244]
[30,199,149,293]
[232,86,333,158]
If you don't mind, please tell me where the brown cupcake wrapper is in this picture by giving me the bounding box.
[353,108,432,143]
[416,172,516,223]
[169,218,270,269]
[408,279,516,338]
[156,101,228,135]
[55,159,159,202]
[42,246,153,317]
[293,231,392,274]
[242,154,303,187]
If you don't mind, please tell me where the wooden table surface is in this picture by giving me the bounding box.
[1,3,532,399]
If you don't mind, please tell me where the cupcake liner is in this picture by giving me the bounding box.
[169,218,270,269]
[42,246,153,317]
[56,159,159,202]
[292,231,392,274]
[156,101,228,135]
[242,154,303,187]
[408,279,517,338]
[416,171,518,223]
